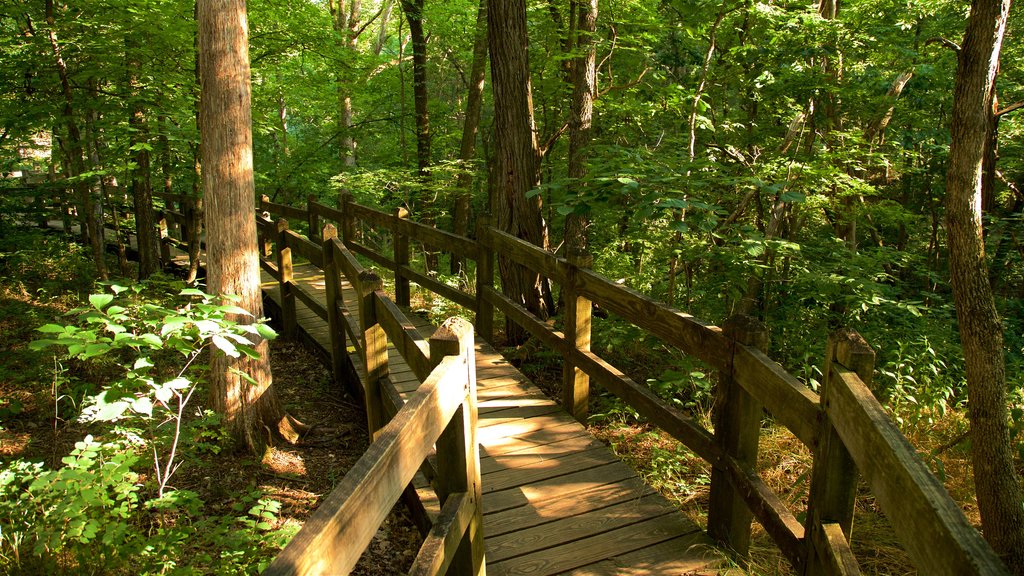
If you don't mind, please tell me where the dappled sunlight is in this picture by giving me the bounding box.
[263,447,308,477]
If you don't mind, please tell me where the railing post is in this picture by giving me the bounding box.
[307,194,320,244]
[359,270,387,439]
[803,328,874,576]
[322,223,348,392]
[394,207,411,306]
[341,192,356,246]
[562,249,594,421]
[260,194,270,213]
[708,315,768,560]
[276,218,297,340]
[474,215,494,344]
[430,317,485,576]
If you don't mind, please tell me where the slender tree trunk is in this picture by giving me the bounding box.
[188,0,203,284]
[564,0,597,253]
[489,0,550,343]
[451,0,488,275]
[400,0,438,271]
[197,0,299,453]
[330,0,358,168]
[945,0,1024,571]
[127,43,160,278]
[44,0,107,280]
[374,0,395,55]
[85,79,131,277]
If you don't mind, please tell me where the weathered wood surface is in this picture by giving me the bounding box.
[261,261,733,574]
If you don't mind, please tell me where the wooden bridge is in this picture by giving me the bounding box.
[38,187,1011,575]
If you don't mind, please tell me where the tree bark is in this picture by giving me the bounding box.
[197,0,299,454]
[564,0,597,253]
[451,0,488,275]
[127,41,160,279]
[330,0,359,168]
[488,0,550,343]
[944,0,1024,571]
[44,0,108,281]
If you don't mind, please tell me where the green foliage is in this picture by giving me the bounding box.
[0,283,290,574]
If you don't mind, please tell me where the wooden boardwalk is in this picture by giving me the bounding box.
[263,262,734,575]
[45,219,735,574]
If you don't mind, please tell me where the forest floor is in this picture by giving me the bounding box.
[0,229,423,574]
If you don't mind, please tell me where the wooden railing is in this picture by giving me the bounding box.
[248,194,1008,576]
[252,209,485,575]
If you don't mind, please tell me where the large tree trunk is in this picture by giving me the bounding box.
[488,0,550,343]
[564,0,597,253]
[197,0,299,454]
[44,0,108,281]
[452,0,488,276]
[945,0,1024,571]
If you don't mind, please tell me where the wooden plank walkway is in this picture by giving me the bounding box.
[264,262,737,575]
[45,220,737,574]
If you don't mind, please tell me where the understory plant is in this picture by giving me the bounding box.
[0,281,295,574]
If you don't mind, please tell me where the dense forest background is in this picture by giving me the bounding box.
[4,0,1021,418]
[1,0,1023,572]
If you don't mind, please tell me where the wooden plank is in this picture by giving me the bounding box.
[374,296,432,381]
[264,355,467,576]
[396,217,478,259]
[813,522,860,576]
[409,491,474,576]
[827,365,1008,575]
[482,226,566,283]
[484,475,657,538]
[486,511,701,576]
[330,239,365,286]
[480,433,605,475]
[482,446,619,493]
[284,229,324,269]
[262,198,307,220]
[292,285,328,322]
[485,494,680,562]
[348,201,393,228]
[723,455,805,568]
[732,345,819,448]
[563,532,728,576]
[576,268,729,369]
[483,462,638,515]
[348,240,394,269]
[401,265,477,309]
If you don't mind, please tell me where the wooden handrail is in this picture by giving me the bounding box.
[267,194,1004,576]
[37,182,1000,575]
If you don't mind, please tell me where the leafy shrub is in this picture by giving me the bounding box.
[0,283,294,574]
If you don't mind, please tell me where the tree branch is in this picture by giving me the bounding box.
[925,36,961,53]
[996,101,1024,117]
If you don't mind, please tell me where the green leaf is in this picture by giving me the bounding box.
[154,386,173,404]
[179,288,205,297]
[90,294,114,310]
[255,324,278,340]
[131,397,154,417]
[134,357,155,370]
[37,324,67,334]
[213,335,239,357]
[139,333,163,348]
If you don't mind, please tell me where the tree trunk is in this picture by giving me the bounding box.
[488,0,550,343]
[189,0,203,285]
[564,0,597,253]
[127,44,160,279]
[331,0,358,168]
[197,0,299,454]
[944,0,1024,571]
[44,0,108,281]
[451,0,488,276]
